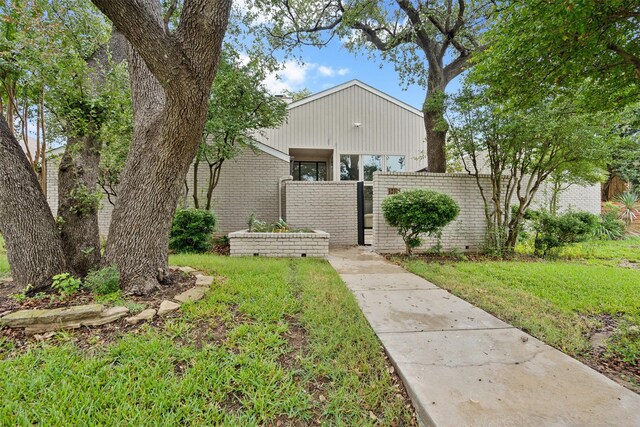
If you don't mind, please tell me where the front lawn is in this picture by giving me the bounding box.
[398,237,640,388]
[0,254,415,425]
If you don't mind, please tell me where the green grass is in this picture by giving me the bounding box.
[0,255,412,425]
[0,235,8,279]
[400,238,640,363]
[518,236,640,263]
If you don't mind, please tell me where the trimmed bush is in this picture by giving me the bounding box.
[169,208,216,253]
[531,210,600,257]
[382,189,460,255]
[85,266,120,295]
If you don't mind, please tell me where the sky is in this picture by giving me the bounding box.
[258,36,464,110]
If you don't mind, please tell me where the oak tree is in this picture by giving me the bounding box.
[251,0,494,172]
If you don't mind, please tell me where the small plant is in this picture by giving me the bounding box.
[531,210,600,257]
[273,218,289,232]
[68,184,103,215]
[169,208,216,253]
[85,266,120,295]
[247,212,266,232]
[595,210,626,240]
[616,191,639,227]
[12,285,33,303]
[51,273,82,296]
[381,189,460,255]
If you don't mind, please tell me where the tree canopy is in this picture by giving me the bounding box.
[472,0,640,109]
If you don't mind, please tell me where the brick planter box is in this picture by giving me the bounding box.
[229,230,329,258]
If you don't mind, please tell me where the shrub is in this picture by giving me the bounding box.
[382,189,460,255]
[51,273,82,296]
[85,266,120,295]
[595,210,626,240]
[531,210,600,257]
[169,208,216,253]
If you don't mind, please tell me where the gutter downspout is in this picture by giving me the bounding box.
[279,175,293,220]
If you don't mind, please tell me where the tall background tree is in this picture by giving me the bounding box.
[251,0,494,172]
[473,0,639,109]
[0,0,130,288]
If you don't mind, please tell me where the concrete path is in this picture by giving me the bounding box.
[328,247,640,427]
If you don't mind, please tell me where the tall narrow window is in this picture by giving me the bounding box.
[362,155,382,181]
[340,155,359,181]
[386,155,406,172]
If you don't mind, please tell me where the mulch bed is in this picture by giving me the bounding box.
[0,269,199,352]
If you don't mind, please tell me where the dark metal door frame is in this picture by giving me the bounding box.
[357,181,365,245]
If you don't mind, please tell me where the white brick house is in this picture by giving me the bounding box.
[45,80,601,249]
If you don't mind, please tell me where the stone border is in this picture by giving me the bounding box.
[0,266,215,334]
[229,229,329,258]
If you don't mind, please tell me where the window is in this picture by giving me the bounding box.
[386,155,405,172]
[292,161,327,181]
[362,155,383,181]
[340,155,359,181]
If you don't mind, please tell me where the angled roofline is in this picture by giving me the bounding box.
[249,139,290,162]
[287,79,424,117]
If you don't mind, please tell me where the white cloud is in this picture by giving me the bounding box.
[263,60,313,94]
[318,65,335,77]
[337,67,350,76]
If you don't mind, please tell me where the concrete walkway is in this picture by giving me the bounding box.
[328,247,640,427]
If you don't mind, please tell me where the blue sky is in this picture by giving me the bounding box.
[261,36,464,110]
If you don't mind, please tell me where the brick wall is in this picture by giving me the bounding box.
[285,181,358,246]
[532,182,602,214]
[183,147,290,234]
[374,173,492,253]
[46,146,290,237]
[229,230,329,258]
[373,172,602,254]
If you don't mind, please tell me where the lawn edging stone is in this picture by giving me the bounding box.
[0,266,214,334]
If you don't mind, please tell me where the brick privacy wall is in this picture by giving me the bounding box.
[183,147,290,234]
[285,181,358,246]
[46,146,290,237]
[45,155,113,236]
[229,230,329,258]
[532,181,602,214]
[373,172,602,254]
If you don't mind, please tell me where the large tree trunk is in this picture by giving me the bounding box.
[98,0,231,295]
[103,47,212,294]
[424,70,448,173]
[57,135,102,277]
[0,115,66,292]
[55,31,127,277]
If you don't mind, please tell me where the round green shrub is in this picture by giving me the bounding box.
[169,208,216,253]
[382,189,460,255]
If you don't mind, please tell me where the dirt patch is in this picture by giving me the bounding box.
[619,260,639,270]
[588,349,640,394]
[0,269,198,314]
[582,314,640,394]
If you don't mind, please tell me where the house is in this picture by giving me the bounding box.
[184,79,427,235]
[45,80,427,238]
[45,79,601,250]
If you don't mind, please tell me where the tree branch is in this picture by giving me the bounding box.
[607,43,640,80]
[90,0,182,85]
